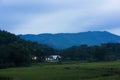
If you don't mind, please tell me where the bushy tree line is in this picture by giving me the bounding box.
[61,43,120,61]
[0,30,55,68]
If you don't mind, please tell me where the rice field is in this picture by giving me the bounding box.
[0,61,120,80]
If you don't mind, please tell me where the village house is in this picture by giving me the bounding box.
[45,55,61,63]
[32,56,38,61]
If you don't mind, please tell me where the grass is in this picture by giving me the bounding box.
[0,61,120,80]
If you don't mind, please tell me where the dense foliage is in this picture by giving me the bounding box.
[0,30,55,68]
[61,43,120,61]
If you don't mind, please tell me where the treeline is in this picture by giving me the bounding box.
[0,30,55,68]
[60,43,120,61]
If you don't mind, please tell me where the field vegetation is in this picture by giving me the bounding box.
[0,61,120,80]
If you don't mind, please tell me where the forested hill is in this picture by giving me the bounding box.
[61,43,120,61]
[0,30,55,68]
[19,31,120,49]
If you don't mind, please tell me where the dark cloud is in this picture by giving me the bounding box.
[0,0,120,35]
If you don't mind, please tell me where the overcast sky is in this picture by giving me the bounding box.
[0,0,120,35]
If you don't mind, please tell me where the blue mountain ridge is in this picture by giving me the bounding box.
[19,31,120,49]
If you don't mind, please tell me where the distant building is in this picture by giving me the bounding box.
[32,56,38,61]
[45,55,61,63]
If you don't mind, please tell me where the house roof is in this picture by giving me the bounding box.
[48,55,61,59]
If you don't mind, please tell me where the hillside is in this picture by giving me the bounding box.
[0,30,55,68]
[19,31,120,49]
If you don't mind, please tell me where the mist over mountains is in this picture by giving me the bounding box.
[19,31,120,49]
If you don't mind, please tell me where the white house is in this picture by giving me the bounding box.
[45,55,61,63]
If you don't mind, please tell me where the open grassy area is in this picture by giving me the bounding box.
[0,61,120,80]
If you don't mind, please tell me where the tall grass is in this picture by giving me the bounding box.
[0,61,120,80]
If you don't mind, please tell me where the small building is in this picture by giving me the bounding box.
[45,55,61,63]
[32,56,38,61]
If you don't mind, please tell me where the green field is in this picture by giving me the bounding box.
[0,61,120,80]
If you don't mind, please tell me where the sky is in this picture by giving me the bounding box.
[0,0,120,35]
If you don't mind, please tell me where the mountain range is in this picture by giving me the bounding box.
[19,31,120,49]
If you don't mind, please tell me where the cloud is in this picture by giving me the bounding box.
[0,0,120,35]
[108,27,120,35]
